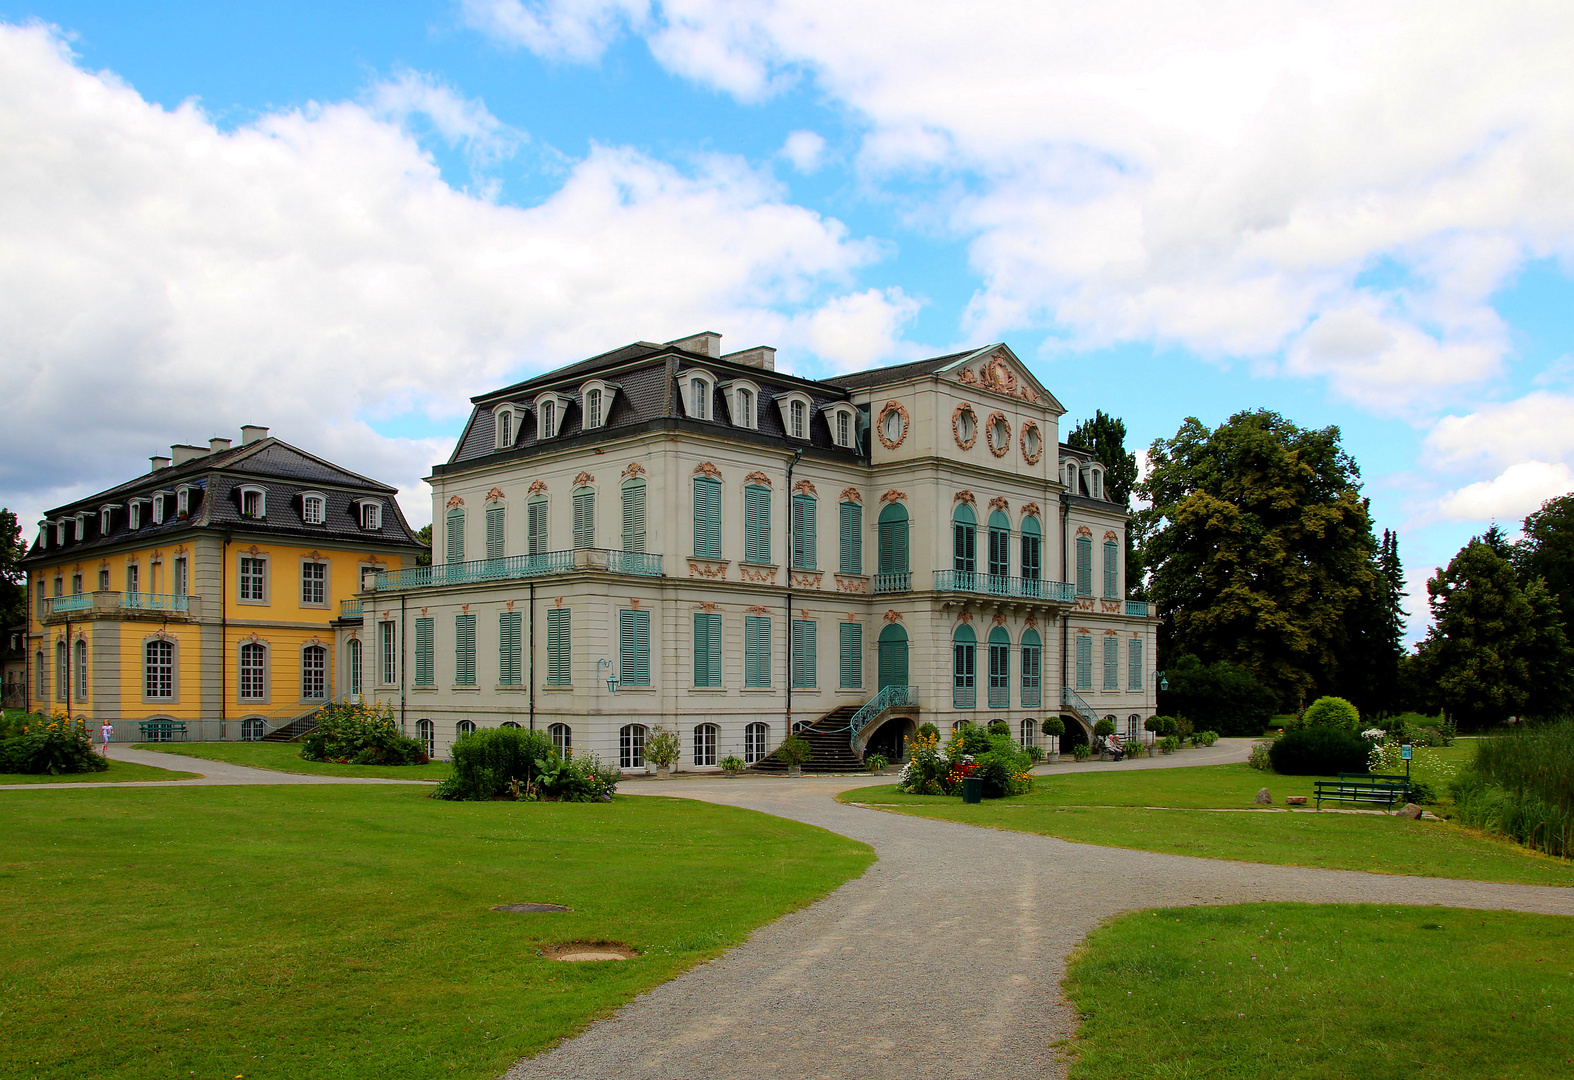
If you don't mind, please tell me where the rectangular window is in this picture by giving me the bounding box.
[1103,635,1118,690]
[744,485,771,563]
[988,527,1010,579]
[71,573,82,595]
[1128,637,1144,691]
[1021,643,1042,707]
[302,646,326,699]
[744,615,771,688]
[36,580,46,616]
[173,557,187,596]
[144,640,174,700]
[1021,534,1041,581]
[1076,536,1093,596]
[1103,540,1119,598]
[693,478,722,559]
[486,505,505,560]
[348,638,362,695]
[56,641,67,701]
[446,510,465,564]
[1076,635,1093,691]
[499,611,523,686]
[839,621,863,689]
[527,500,548,556]
[839,502,861,574]
[791,619,817,688]
[125,564,139,595]
[953,520,976,573]
[693,612,721,687]
[621,482,646,553]
[239,557,266,601]
[619,609,650,687]
[98,568,110,591]
[242,489,264,518]
[693,725,717,767]
[546,609,571,686]
[791,495,817,570]
[239,645,266,700]
[454,614,477,686]
[414,617,434,685]
[573,490,594,549]
[301,562,326,605]
[379,621,397,685]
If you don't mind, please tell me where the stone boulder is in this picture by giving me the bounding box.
[1254,788,1272,805]
[1394,802,1423,819]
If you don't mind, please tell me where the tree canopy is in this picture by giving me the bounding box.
[1136,409,1376,708]
[0,509,25,630]
[1513,493,1574,633]
[1066,410,1138,509]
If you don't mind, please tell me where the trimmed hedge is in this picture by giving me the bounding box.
[1268,725,1370,775]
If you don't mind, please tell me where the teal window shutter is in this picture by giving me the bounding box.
[791,495,817,570]
[621,480,647,553]
[693,612,721,687]
[499,611,523,685]
[414,617,434,685]
[1103,634,1119,689]
[1076,536,1093,596]
[1020,517,1041,581]
[527,499,548,556]
[1076,635,1093,690]
[988,627,1010,708]
[693,478,722,559]
[952,625,976,708]
[839,502,862,574]
[445,508,465,563]
[877,503,909,574]
[1128,637,1143,690]
[620,609,650,687]
[988,510,1011,578]
[952,506,976,573]
[547,609,571,686]
[1103,539,1119,598]
[791,619,816,688]
[744,485,770,563]
[1021,629,1042,707]
[839,621,862,689]
[455,614,477,686]
[573,489,595,549]
[744,615,771,687]
[485,505,505,559]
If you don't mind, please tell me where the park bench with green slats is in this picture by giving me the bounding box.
[1314,772,1411,809]
[137,720,189,743]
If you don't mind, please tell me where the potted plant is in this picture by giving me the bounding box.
[775,735,813,776]
[1093,717,1116,760]
[1071,741,1091,762]
[646,725,681,778]
[1040,717,1064,763]
[1159,734,1180,755]
[864,752,889,776]
[719,754,746,777]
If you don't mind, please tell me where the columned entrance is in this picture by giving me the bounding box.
[877,623,908,691]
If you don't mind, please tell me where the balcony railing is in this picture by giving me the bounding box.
[340,598,364,617]
[1125,600,1151,617]
[43,592,191,619]
[373,548,663,591]
[124,591,188,613]
[44,593,94,615]
[847,683,919,745]
[872,572,912,594]
[932,571,1075,603]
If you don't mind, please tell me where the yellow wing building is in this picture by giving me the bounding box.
[20,426,425,741]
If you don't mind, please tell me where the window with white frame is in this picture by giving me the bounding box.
[379,621,397,685]
[495,406,516,449]
[176,486,190,516]
[100,507,113,534]
[347,637,362,695]
[73,514,86,541]
[302,644,327,699]
[239,556,267,602]
[125,563,139,594]
[831,406,855,448]
[301,492,326,525]
[144,638,174,700]
[418,718,434,756]
[774,391,814,440]
[693,724,718,767]
[239,642,267,700]
[550,723,572,757]
[578,379,617,429]
[534,392,571,438]
[719,378,759,429]
[359,500,382,530]
[745,722,769,764]
[620,723,647,769]
[584,388,602,428]
[129,501,143,529]
[676,369,716,421]
[98,568,110,591]
[301,561,327,606]
[173,557,187,596]
[240,486,266,519]
[54,521,65,546]
[457,719,476,738]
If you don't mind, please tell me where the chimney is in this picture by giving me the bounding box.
[171,444,207,465]
[723,346,776,371]
[669,331,722,358]
[209,437,232,453]
[149,455,171,472]
[241,424,269,444]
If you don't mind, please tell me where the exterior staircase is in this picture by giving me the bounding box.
[261,708,325,742]
[750,705,865,773]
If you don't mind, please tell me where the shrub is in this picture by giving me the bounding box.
[1190,730,1219,747]
[975,746,1033,798]
[1176,715,1195,740]
[0,714,107,775]
[1124,741,1147,758]
[1025,744,1044,763]
[646,726,682,769]
[432,725,555,800]
[775,735,813,768]
[1298,696,1361,731]
[1248,742,1273,771]
[1040,717,1065,739]
[1159,735,1180,753]
[532,751,620,802]
[1072,742,1091,762]
[865,753,890,774]
[949,723,993,756]
[1093,717,1115,738]
[300,699,427,765]
[896,728,948,795]
[1156,657,1278,736]
[1268,724,1370,775]
[917,722,940,742]
[719,754,746,776]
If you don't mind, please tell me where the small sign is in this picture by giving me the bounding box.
[1401,744,1413,760]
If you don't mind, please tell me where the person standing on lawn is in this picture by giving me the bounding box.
[100,721,113,756]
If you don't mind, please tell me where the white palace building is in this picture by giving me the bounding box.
[350,332,1156,770]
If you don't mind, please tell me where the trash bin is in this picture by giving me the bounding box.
[961,776,983,804]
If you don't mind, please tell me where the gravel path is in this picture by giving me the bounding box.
[507,754,1574,1080]
[0,743,431,789]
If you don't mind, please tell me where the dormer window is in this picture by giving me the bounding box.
[676,368,717,422]
[1090,466,1104,500]
[533,392,572,439]
[128,500,145,529]
[73,513,87,541]
[719,378,760,430]
[577,379,618,430]
[585,389,601,428]
[240,485,266,519]
[100,506,114,534]
[301,492,327,525]
[774,391,815,441]
[176,485,191,517]
[152,494,166,524]
[54,521,65,546]
[827,404,858,449]
[495,406,517,449]
[355,499,383,530]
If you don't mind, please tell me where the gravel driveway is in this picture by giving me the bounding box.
[507,752,1574,1080]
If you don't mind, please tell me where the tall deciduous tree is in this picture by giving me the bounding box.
[1067,410,1144,593]
[1513,492,1574,634]
[0,509,26,630]
[1136,410,1376,708]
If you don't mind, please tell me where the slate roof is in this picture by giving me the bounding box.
[821,349,976,389]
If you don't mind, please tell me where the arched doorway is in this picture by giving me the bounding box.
[877,622,908,690]
[1059,714,1091,752]
[863,716,915,763]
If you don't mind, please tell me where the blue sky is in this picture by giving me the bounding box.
[3,1,1573,642]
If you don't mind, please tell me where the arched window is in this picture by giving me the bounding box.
[457,719,477,738]
[500,720,521,729]
[835,408,852,448]
[585,388,603,429]
[744,722,769,764]
[952,504,977,576]
[691,379,708,419]
[74,638,87,699]
[620,723,647,769]
[302,493,326,525]
[877,503,909,585]
[100,507,113,534]
[152,494,166,524]
[239,642,267,700]
[241,718,265,741]
[418,719,435,757]
[55,640,67,701]
[35,650,45,700]
[736,386,755,428]
[987,510,1011,586]
[496,407,515,448]
[1021,628,1042,707]
[1019,719,1036,750]
[621,479,647,553]
[176,485,191,516]
[951,720,968,733]
[446,507,466,564]
[952,624,976,708]
[572,487,594,549]
[987,627,1010,708]
[145,639,174,700]
[540,399,556,440]
[347,637,363,696]
[1020,516,1042,586]
[301,645,327,700]
[791,492,816,570]
[789,399,807,440]
[693,724,718,767]
[549,723,572,757]
[1128,714,1142,742]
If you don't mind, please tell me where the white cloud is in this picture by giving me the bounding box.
[1436,461,1574,523]
[786,287,920,373]
[471,1,1574,408]
[0,23,896,530]
[781,129,825,174]
[459,0,648,63]
[1423,392,1574,475]
[365,67,524,173]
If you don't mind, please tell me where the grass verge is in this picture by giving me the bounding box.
[0,758,199,784]
[135,740,452,780]
[841,761,1574,887]
[1064,902,1573,1079]
[0,785,872,1079]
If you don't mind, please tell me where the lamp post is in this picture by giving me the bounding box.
[597,658,618,694]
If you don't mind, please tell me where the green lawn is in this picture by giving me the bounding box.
[0,785,873,1079]
[136,740,453,780]
[0,758,200,784]
[1064,902,1574,1079]
[842,760,1574,887]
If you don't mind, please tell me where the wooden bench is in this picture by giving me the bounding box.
[137,720,189,743]
[1314,772,1410,810]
